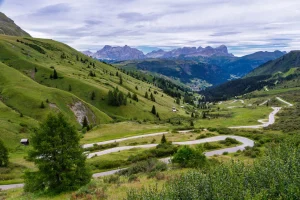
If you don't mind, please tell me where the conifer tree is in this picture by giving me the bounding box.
[151,105,156,115]
[190,121,194,127]
[119,75,123,85]
[0,140,8,167]
[53,69,58,79]
[161,134,167,144]
[145,92,149,99]
[24,113,91,193]
[82,116,90,131]
[40,101,45,109]
[91,91,96,100]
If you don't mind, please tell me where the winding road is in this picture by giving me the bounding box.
[1,135,254,190]
[0,97,293,191]
[229,107,281,129]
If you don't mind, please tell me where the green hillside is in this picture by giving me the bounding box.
[0,12,31,37]
[0,35,186,124]
[246,51,300,77]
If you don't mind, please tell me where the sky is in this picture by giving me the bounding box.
[1,0,300,56]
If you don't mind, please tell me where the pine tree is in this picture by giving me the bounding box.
[156,112,160,118]
[68,85,72,91]
[132,93,139,102]
[190,121,194,127]
[151,105,156,115]
[40,101,45,109]
[135,86,138,90]
[116,71,119,76]
[119,75,123,85]
[150,93,156,102]
[34,67,38,73]
[145,92,149,99]
[91,91,96,100]
[176,97,180,105]
[161,134,167,144]
[50,74,53,79]
[53,69,58,79]
[0,140,8,167]
[191,112,194,118]
[24,113,91,193]
[127,92,132,98]
[82,116,90,131]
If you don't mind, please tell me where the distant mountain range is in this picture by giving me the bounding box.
[82,45,234,61]
[0,12,31,37]
[115,50,286,88]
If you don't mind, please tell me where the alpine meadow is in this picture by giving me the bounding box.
[0,1,300,199]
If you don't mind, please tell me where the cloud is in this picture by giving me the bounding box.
[1,0,300,56]
[32,3,70,16]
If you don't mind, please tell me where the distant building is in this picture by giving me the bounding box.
[20,139,29,145]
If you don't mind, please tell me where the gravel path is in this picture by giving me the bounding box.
[229,107,281,129]
[83,132,168,148]
[276,97,293,107]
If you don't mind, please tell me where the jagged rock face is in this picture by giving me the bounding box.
[82,45,234,60]
[92,45,145,61]
[145,49,166,58]
[0,12,31,37]
[146,45,234,58]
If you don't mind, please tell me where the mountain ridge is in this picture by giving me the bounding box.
[82,44,234,61]
[0,12,31,37]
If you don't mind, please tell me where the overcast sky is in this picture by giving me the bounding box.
[1,0,300,56]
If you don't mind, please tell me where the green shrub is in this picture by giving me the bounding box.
[89,160,126,171]
[118,159,167,176]
[126,139,300,199]
[172,145,206,168]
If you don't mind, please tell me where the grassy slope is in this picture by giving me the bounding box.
[0,35,184,122]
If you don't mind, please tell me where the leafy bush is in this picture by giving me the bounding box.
[89,160,126,171]
[127,143,177,163]
[219,137,240,146]
[126,138,300,199]
[217,127,233,135]
[172,145,206,168]
[118,159,167,176]
[203,142,222,150]
[85,142,119,152]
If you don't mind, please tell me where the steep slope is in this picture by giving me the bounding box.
[201,51,300,100]
[0,12,31,37]
[221,50,286,76]
[246,51,300,77]
[0,35,184,123]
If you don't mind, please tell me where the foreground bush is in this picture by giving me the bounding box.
[172,145,206,168]
[118,158,167,176]
[126,138,300,199]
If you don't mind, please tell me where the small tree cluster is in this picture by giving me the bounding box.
[132,93,139,102]
[108,88,127,106]
[50,69,58,79]
[89,71,96,77]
